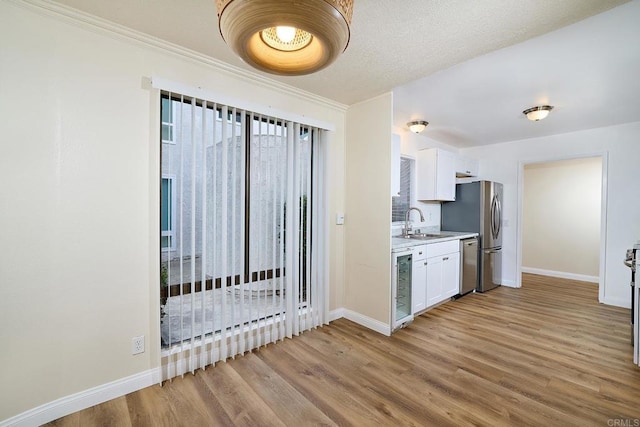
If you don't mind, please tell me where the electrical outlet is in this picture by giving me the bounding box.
[132,336,145,355]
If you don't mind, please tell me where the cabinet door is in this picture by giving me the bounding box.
[465,157,479,177]
[426,256,443,307]
[455,155,479,177]
[393,253,413,329]
[442,252,460,298]
[391,134,401,196]
[412,258,427,314]
[416,148,455,201]
[416,149,436,200]
[437,149,456,201]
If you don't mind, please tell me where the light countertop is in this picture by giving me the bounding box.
[391,231,479,252]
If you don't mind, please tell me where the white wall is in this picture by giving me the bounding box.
[0,2,346,421]
[344,93,393,330]
[523,157,602,280]
[462,121,640,307]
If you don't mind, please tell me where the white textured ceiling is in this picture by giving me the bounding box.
[49,0,638,146]
[394,0,640,147]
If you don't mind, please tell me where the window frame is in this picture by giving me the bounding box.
[160,174,176,251]
[391,155,417,225]
[161,97,176,145]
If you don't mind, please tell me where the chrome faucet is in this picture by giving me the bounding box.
[404,207,425,237]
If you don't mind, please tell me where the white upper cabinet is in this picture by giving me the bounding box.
[416,148,456,201]
[391,133,401,197]
[455,155,479,178]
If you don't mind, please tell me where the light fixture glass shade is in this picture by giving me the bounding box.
[216,0,354,76]
[407,120,429,134]
[523,105,554,121]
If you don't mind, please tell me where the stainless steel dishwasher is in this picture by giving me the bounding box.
[460,237,478,295]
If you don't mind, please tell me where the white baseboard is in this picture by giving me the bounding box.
[500,279,517,288]
[522,267,599,283]
[342,309,391,336]
[1,368,161,427]
[328,308,345,322]
[601,296,632,309]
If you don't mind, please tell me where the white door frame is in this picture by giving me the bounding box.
[515,151,609,303]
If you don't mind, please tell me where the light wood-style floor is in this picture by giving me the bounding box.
[47,274,640,426]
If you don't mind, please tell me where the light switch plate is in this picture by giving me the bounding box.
[336,213,345,225]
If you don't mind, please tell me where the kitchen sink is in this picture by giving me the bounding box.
[401,232,456,240]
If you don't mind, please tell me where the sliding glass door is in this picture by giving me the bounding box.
[159,92,325,380]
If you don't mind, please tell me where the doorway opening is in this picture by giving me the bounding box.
[517,154,608,303]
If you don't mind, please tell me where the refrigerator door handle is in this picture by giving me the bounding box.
[490,195,498,239]
[495,198,502,238]
[483,248,501,254]
[489,196,496,239]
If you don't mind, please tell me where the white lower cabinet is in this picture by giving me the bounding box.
[425,241,460,308]
[410,240,461,314]
[411,245,428,314]
[441,252,460,299]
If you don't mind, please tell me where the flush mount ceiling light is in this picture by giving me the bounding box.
[407,120,429,134]
[215,0,354,76]
[523,105,554,121]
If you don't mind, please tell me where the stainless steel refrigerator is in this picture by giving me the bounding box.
[441,181,503,292]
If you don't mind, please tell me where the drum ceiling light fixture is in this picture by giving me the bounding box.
[215,0,354,76]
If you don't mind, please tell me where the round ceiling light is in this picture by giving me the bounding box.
[523,105,554,121]
[216,0,354,76]
[407,120,429,134]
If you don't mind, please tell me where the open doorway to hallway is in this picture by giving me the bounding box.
[521,157,603,298]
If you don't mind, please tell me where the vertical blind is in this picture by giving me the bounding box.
[159,91,326,380]
[392,157,413,222]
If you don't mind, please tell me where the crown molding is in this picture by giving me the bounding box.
[9,0,349,113]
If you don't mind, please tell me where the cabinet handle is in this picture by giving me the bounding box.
[443,257,449,261]
[424,261,428,265]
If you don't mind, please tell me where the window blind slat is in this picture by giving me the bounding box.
[293,122,301,337]
[230,106,238,359]
[278,122,286,342]
[311,128,320,329]
[199,100,207,371]
[178,94,185,378]
[210,102,218,366]
[247,112,255,353]
[220,105,229,361]
[239,111,247,356]
[305,130,312,330]
[189,96,197,375]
